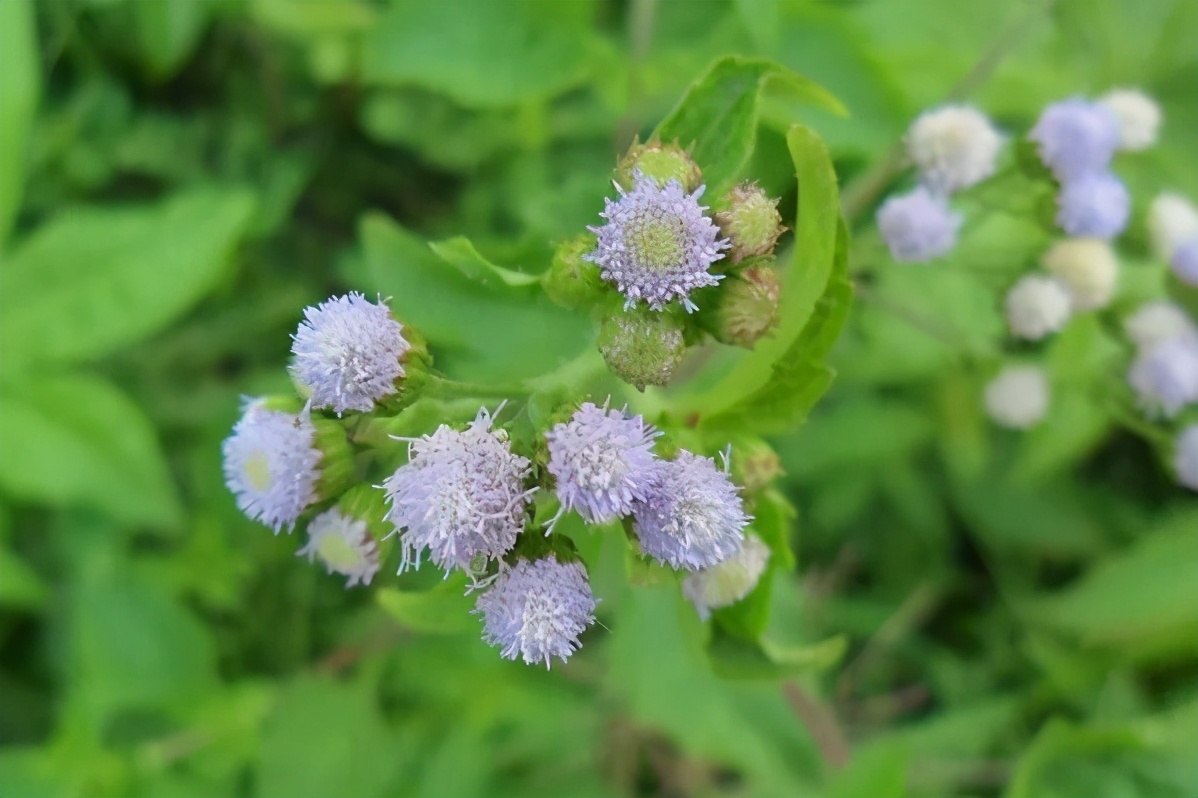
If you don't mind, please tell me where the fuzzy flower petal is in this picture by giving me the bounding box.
[1056,172,1130,240]
[633,450,749,571]
[905,105,1003,193]
[297,508,380,588]
[1029,98,1120,181]
[1176,425,1198,492]
[475,556,597,668]
[1129,334,1198,418]
[1005,275,1072,340]
[984,365,1050,430]
[545,402,660,525]
[1098,88,1161,152]
[222,401,321,532]
[382,408,533,574]
[682,536,770,620]
[585,173,729,312]
[291,292,411,416]
[876,186,962,263]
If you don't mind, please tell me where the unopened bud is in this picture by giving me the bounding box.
[705,260,781,348]
[715,182,786,263]
[542,234,606,309]
[597,307,687,390]
[728,437,783,494]
[616,138,702,192]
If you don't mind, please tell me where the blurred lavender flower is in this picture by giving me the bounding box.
[876,186,961,263]
[633,450,749,571]
[475,556,597,668]
[1056,172,1130,239]
[382,407,534,574]
[1170,236,1198,286]
[1005,274,1072,340]
[1029,98,1120,181]
[1124,301,1196,352]
[905,105,1003,193]
[984,365,1050,430]
[585,173,729,312]
[1176,425,1198,492]
[297,508,380,588]
[222,400,321,532]
[291,292,411,416]
[682,535,770,620]
[1129,335,1198,418]
[545,402,660,526]
[1098,88,1161,152]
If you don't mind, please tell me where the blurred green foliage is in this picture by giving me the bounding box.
[1,0,1197,796]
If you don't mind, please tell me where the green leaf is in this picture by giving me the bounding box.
[707,629,846,680]
[427,237,542,291]
[0,188,256,371]
[0,373,182,528]
[376,574,477,634]
[0,541,47,610]
[656,57,844,193]
[0,0,39,246]
[133,0,210,80]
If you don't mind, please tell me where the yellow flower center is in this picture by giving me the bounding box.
[244,451,273,492]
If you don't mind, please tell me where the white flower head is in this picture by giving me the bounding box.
[382,407,534,575]
[1029,97,1120,181]
[1098,88,1162,152]
[1171,236,1198,287]
[222,400,322,532]
[545,402,660,526]
[1042,238,1119,311]
[682,536,771,620]
[876,186,962,263]
[1129,335,1198,418]
[985,365,1050,430]
[1124,301,1196,352]
[1055,172,1130,240]
[1148,193,1198,261]
[291,292,411,416]
[905,105,1003,193]
[1175,425,1198,492]
[297,508,380,588]
[633,450,750,571]
[585,173,729,312]
[1005,274,1072,340]
[474,556,598,668]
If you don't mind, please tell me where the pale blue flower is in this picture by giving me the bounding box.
[876,186,962,263]
[1170,236,1198,286]
[1176,425,1198,492]
[291,292,411,416]
[475,556,597,668]
[1029,98,1120,181]
[297,508,380,588]
[633,450,749,571]
[585,173,729,312]
[1129,334,1198,418]
[1056,172,1130,239]
[222,400,321,532]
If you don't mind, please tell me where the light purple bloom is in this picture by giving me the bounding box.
[545,402,660,526]
[382,408,534,575]
[222,400,321,532]
[1171,236,1198,286]
[475,556,597,668]
[1029,98,1120,181]
[585,173,729,312]
[633,450,749,571]
[1129,334,1198,418]
[1176,425,1198,492]
[1056,172,1130,239]
[291,292,411,416]
[876,187,962,263]
[297,508,380,588]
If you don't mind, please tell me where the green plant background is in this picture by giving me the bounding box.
[1,1,1196,796]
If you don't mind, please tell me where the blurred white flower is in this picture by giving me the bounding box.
[1124,301,1196,352]
[905,105,1003,193]
[1098,88,1161,151]
[1042,238,1119,311]
[1148,193,1198,261]
[984,365,1050,430]
[1005,274,1072,340]
[682,536,770,620]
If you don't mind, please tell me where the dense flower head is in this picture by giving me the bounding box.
[1148,193,1198,260]
[1171,236,1198,287]
[597,308,686,390]
[382,407,534,574]
[1042,238,1119,311]
[1124,301,1196,352]
[297,508,380,588]
[984,365,1050,430]
[1128,335,1198,418]
[682,535,770,620]
[291,292,411,416]
[1029,97,1120,181]
[905,105,1003,193]
[710,262,781,348]
[715,182,785,262]
[475,556,597,668]
[633,450,749,571]
[1055,172,1130,240]
[222,400,322,532]
[1176,425,1198,492]
[1098,88,1161,152]
[545,402,660,525]
[876,186,962,263]
[1005,274,1072,340]
[585,173,729,312]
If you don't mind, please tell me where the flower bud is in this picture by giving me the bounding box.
[714,182,786,263]
[704,260,781,348]
[616,138,702,192]
[682,536,770,620]
[597,307,687,390]
[728,437,784,494]
[542,234,606,310]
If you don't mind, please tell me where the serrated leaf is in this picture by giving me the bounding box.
[428,236,542,291]
[376,574,477,634]
[0,0,39,246]
[707,629,846,680]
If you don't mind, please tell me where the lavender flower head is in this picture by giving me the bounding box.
[585,172,729,312]
[545,402,660,526]
[1175,425,1198,492]
[291,292,411,416]
[222,400,321,532]
[475,556,598,668]
[682,535,770,620]
[876,186,962,263]
[1055,172,1130,240]
[1129,334,1198,418]
[1171,236,1198,287]
[382,407,534,574]
[297,508,380,588]
[633,450,749,571]
[1029,98,1120,181]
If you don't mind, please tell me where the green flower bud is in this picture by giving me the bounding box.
[616,138,703,192]
[728,437,784,494]
[715,182,786,263]
[707,259,781,349]
[598,306,687,390]
[542,234,606,309]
